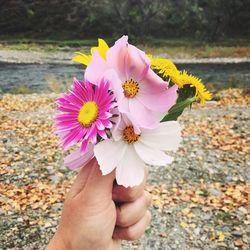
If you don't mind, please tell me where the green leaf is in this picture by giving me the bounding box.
[161,85,196,122]
[161,97,196,122]
[177,85,196,102]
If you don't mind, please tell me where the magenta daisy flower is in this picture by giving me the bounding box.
[55,78,114,153]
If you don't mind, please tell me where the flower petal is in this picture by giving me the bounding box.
[138,68,178,112]
[138,84,178,113]
[72,52,91,65]
[126,44,150,82]
[129,98,158,129]
[140,68,168,94]
[64,144,94,170]
[91,38,109,60]
[85,50,108,84]
[134,142,174,166]
[103,69,123,101]
[116,145,145,188]
[94,139,127,175]
[140,121,182,151]
[106,35,129,81]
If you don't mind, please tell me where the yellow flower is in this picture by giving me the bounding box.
[149,56,211,103]
[72,38,109,66]
[150,56,183,87]
[180,70,212,103]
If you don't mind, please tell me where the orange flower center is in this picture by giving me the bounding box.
[122,79,139,98]
[122,126,140,144]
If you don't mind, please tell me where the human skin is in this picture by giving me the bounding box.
[46,158,151,250]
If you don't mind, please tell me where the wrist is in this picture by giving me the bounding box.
[46,231,69,250]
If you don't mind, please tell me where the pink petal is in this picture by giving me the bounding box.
[106,36,150,82]
[62,127,85,150]
[98,130,107,139]
[118,97,129,113]
[80,139,88,153]
[140,68,168,94]
[64,144,94,170]
[126,44,150,82]
[103,69,123,102]
[128,98,158,129]
[138,84,178,113]
[106,36,129,81]
[95,120,105,130]
[85,50,108,84]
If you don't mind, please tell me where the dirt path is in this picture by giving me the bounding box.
[0,89,249,249]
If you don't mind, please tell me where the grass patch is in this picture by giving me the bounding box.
[216,211,233,222]
[0,38,249,58]
[141,45,250,58]
[199,188,209,197]
[9,85,34,95]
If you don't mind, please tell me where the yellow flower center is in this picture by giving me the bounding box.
[123,126,140,144]
[122,79,139,98]
[78,101,99,127]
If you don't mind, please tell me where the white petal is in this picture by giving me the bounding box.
[134,142,173,166]
[94,139,127,175]
[64,144,94,170]
[140,121,182,151]
[116,145,145,188]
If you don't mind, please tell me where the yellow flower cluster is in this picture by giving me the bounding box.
[149,56,183,87]
[73,39,212,103]
[150,57,212,103]
[180,70,212,103]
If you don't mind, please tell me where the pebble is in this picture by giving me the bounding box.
[202,214,212,220]
[232,231,242,237]
[194,228,201,235]
[17,218,23,222]
[1,92,249,249]
[208,188,222,197]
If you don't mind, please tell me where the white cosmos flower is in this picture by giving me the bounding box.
[94,115,182,187]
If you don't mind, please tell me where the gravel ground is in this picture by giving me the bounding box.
[0,89,249,249]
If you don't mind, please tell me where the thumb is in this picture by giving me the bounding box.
[69,157,115,202]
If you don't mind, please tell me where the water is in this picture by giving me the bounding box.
[0,62,249,93]
[178,63,250,89]
[0,63,84,93]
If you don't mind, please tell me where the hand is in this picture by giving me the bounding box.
[46,158,151,250]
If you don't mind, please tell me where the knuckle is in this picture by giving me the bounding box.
[126,188,139,202]
[117,206,128,226]
[126,227,140,241]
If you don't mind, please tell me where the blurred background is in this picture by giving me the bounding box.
[0,1,249,250]
[0,0,250,93]
[0,0,249,41]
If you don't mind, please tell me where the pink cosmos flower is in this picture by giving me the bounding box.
[55,78,113,153]
[94,114,182,187]
[85,35,178,129]
[64,144,94,170]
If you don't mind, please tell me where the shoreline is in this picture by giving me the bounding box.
[0,50,250,65]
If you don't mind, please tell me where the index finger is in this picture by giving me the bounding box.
[112,167,148,202]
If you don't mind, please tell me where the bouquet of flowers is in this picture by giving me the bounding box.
[54,36,211,187]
